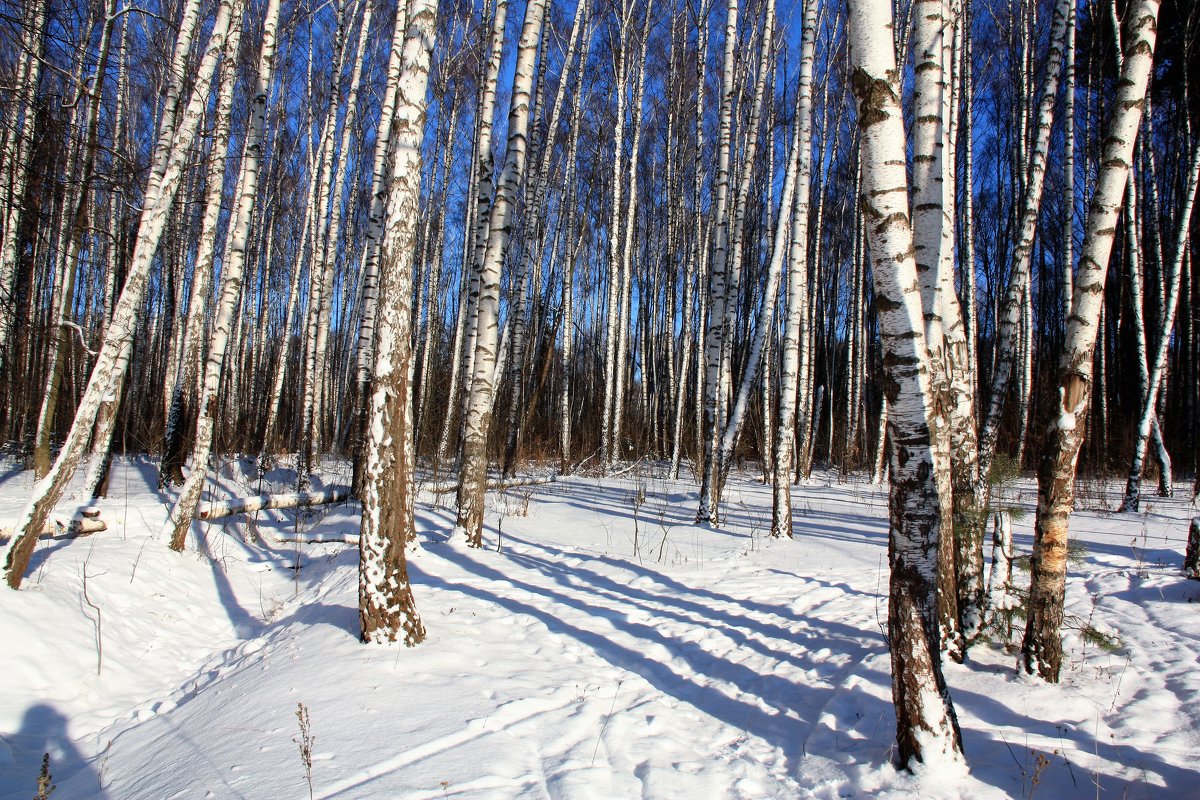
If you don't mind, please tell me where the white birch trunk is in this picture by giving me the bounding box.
[501,0,591,474]
[360,0,437,645]
[163,0,279,551]
[848,0,963,765]
[0,0,48,364]
[351,0,412,492]
[696,0,740,523]
[161,9,244,488]
[454,0,547,546]
[977,0,1074,480]
[1121,146,1199,511]
[1022,0,1160,682]
[669,3,710,479]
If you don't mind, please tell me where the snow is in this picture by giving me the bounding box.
[1,457,1199,798]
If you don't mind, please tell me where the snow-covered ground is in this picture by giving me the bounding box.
[1,457,1197,799]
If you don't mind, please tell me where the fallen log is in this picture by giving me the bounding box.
[428,474,559,495]
[198,488,352,520]
[0,516,107,543]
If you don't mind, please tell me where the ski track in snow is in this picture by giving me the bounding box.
[1,459,1199,798]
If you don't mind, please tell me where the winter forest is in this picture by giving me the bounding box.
[0,0,1198,793]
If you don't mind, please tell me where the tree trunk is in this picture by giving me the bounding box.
[1021,0,1160,682]
[454,0,547,546]
[360,0,437,645]
[1121,145,1199,511]
[696,0,740,524]
[848,0,963,766]
[165,0,279,552]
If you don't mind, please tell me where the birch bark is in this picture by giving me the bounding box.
[351,0,411,492]
[696,0,739,524]
[4,0,239,588]
[454,0,548,546]
[1021,0,1160,682]
[164,0,281,551]
[360,0,438,645]
[848,0,963,765]
[1121,146,1199,511]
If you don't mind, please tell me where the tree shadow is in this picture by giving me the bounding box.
[952,684,1200,797]
[412,529,886,777]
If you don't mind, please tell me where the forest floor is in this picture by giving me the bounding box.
[0,457,1197,799]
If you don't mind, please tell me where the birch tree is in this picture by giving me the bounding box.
[1119,149,1198,511]
[360,0,438,645]
[1021,0,1160,682]
[164,0,281,551]
[454,0,548,547]
[848,0,963,765]
[771,0,816,539]
[695,0,739,524]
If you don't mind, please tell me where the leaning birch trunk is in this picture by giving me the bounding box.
[723,35,798,475]
[707,0,774,516]
[454,0,547,547]
[164,0,277,552]
[1021,0,1160,683]
[696,0,739,524]
[977,0,1074,481]
[160,8,244,488]
[80,334,132,500]
[350,0,410,494]
[847,0,963,765]
[1121,145,1199,511]
[2,0,237,589]
[360,0,437,646]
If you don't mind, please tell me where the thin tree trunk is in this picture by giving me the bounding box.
[501,0,591,475]
[1021,0,1160,682]
[977,0,1075,482]
[1121,146,1199,510]
[848,0,963,765]
[164,0,280,551]
[360,0,437,646]
[160,6,244,488]
[454,0,547,546]
[670,0,711,479]
[696,0,740,524]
